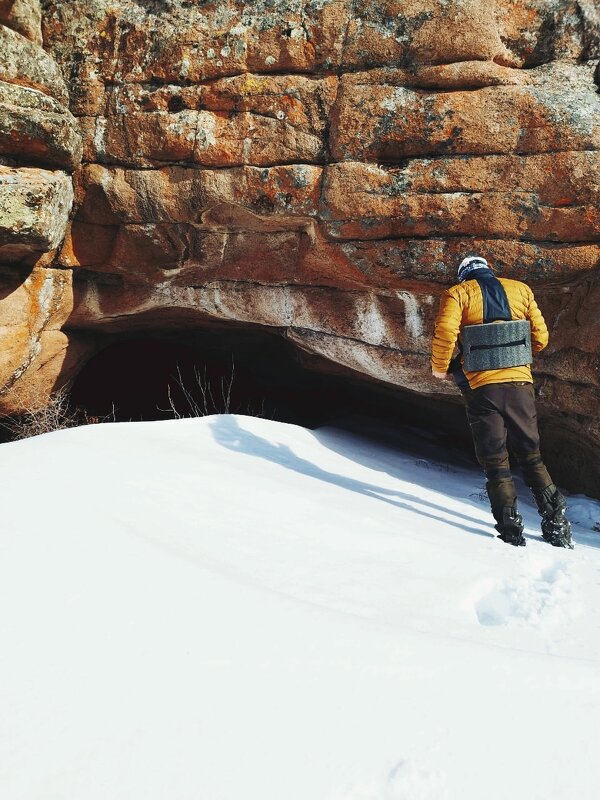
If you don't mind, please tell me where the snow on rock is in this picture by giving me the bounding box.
[1,414,599,800]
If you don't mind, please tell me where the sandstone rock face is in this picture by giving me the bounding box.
[0,265,75,410]
[331,67,600,161]
[0,1,80,411]
[1,1,599,495]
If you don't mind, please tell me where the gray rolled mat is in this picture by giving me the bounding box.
[462,319,532,372]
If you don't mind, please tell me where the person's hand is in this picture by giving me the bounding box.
[432,369,449,380]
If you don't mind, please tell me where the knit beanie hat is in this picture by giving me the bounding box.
[457,255,490,283]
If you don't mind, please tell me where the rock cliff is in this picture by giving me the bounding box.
[1,0,599,494]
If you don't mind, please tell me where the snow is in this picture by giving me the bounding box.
[1,414,599,800]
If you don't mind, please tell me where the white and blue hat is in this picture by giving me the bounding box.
[457,255,490,283]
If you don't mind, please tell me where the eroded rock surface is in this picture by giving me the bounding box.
[1,0,599,494]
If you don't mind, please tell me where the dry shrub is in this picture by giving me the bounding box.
[166,360,266,419]
[1,387,78,440]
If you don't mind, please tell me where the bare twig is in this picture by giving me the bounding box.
[166,357,265,420]
[165,384,183,419]
[221,356,235,413]
[1,387,77,440]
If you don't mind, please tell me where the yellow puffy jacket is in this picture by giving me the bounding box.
[431,277,549,390]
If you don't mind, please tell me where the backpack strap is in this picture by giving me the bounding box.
[449,340,470,391]
[474,272,512,323]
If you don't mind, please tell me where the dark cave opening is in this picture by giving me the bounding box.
[67,326,475,464]
[69,329,348,427]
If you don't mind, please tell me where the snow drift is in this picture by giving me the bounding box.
[1,415,600,800]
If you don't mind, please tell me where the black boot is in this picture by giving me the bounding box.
[494,502,526,547]
[531,484,574,549]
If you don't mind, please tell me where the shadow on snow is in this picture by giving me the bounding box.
[210,415,494,541]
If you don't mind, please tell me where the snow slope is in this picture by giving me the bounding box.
[1,415,600,800]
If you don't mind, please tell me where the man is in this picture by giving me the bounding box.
[431,255,573,548]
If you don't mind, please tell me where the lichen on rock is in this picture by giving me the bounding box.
[0,166,74,257]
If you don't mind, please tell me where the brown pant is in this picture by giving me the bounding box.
[462,381,552,521]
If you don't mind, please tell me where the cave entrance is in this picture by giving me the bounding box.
[69,327,355,428]
[68,325,473,462]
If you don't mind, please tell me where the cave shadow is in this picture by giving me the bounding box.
[311,419,494,517]
[569,529,600,551]
[0,264,35,302]
[209,415,494,540]
[65,328,367,427]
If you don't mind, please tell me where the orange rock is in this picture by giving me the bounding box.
[0,266,73,413]
[73,164,322,225]
[331,66,600,161]
[321,156,600,241]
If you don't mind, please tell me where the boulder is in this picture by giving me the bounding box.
[0,166,73,259]
[0,24,69,103]
[41,0,348,87]
[0,266,73,413]
[0,81,82,170]
[72,164,323,226]
[341,0,599,69]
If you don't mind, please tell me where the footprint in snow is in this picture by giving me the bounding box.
[340,759,447,800]
[473,559,578,628]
